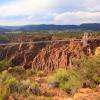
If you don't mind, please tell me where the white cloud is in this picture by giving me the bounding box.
[0,0,100,25]
[54,12,100,24]
[0,0,59,17]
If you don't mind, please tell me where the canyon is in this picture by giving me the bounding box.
[0,37,100,72]
[0,33,100,100]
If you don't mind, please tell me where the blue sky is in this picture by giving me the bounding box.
[0,0,100,25]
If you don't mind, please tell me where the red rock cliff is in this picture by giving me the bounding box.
[0,38,100,72]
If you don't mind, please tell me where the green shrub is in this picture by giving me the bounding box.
[6,78,18,93]
[73,56,100,88]
[21,79,40,95]
[36,71,46,77]
[60,72,82,94]
[29,82,40,95]
[93,74,100,84]
[0,70,18,99]
[10,66,25,75]
[48,69,68,85]
[9,67,26,79]
[0,60,8,71]
[9,67,35,79]
[48,69,83,95]
[26,69,34,76]
[0,70,41,99]
[0,97,3,100]
[0,59,13,72]
[0,86,8,100]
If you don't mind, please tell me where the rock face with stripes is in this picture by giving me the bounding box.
[0,38,100,71]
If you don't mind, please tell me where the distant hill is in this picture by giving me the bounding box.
[0,23,100,32]
[0,27,10,32]
[79,23,100,31]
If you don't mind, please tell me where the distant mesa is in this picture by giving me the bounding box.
[0,23,100,32]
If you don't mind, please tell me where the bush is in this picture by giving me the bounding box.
[26,69,34,76]
[73,56,100,88]
[9,67,35,79]
[0,86,8,100]
[9,67,27,79]
[36,71,46,77]
[48,69,68,82]
[0,70,41,99]
[29,82,40,95]
[0,70,18,99]
[0,60,8,71]
[0,97,3,100]
[48,69,83,95]
[9,66,25,75]
[21,79,40,95]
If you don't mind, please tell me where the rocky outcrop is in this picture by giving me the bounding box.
[73,88,100,100]
[66,87,100,100]
[32,41,83,72]
[0,38,100,71]
[95,46,100,56]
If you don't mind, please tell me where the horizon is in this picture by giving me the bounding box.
[0,23,100,27]
[0,0,100,26]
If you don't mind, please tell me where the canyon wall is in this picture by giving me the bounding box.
[0,38,100,72]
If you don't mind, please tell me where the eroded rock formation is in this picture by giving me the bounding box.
[0,38,100,72]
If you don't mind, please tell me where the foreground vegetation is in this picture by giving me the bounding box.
[0,55,100,99]
[48,56,100,94]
